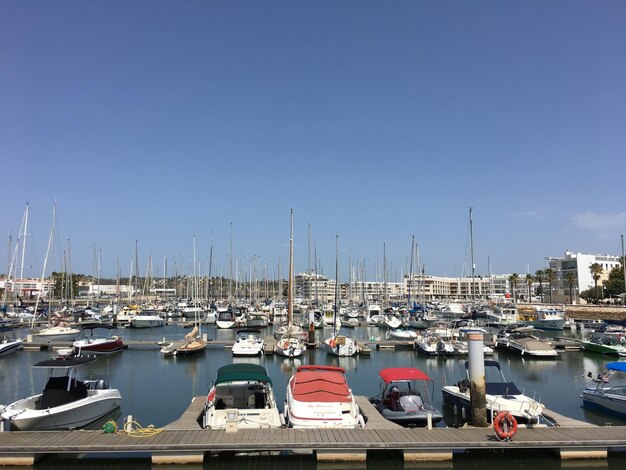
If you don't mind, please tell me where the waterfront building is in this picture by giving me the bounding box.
[546,251,622,304]
[0,277,54,299]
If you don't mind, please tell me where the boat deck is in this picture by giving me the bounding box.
[1,396,625,465]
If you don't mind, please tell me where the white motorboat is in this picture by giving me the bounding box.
[415,330,455,356]
[202,363,283,429]
[366,304,385,326]
[0,327,23,356]
[495,326,558,358]
[216,308,243,329]
[284,365,364,428]
[246,310,270,328]
[383,314,403,329]
[386,328,418,341]
[1,355,121,430]
[130,314,165,328]
[232,329,265,356]
[442,360,545,424]
[31,325,81,343]
[582,362,626,419]
[519,307,567,330]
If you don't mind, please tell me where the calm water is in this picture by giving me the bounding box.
[2,323,625,469]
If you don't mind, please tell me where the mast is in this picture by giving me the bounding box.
[208,237,213,303]
[621,234,625,306]
[288,209,294,327]
[408,235,414,309]
[19,202,29,281]
[469,207,475,301]
[32,204,55,326]
[334,233,339,335]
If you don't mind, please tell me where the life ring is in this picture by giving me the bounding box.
[283,342,289,349]
[493,411,518,441]
[329,339,337,348]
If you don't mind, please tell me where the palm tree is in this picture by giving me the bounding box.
[525,274,534,303]
[508,273,519,303]
[534,270,544,302]
[544,268,556,304]
[566,272,576,304]
[589,263,604,302]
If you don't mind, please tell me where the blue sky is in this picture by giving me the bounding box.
[1,1,625,281]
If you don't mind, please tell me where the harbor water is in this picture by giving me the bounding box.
[2,322,626,469]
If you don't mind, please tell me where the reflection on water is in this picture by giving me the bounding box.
[2,323,626,469]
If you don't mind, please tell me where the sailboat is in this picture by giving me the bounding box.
[161,236,207,356]
[274,209,306,358]
[323,234,358,357]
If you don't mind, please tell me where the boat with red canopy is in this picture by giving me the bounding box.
[369,367,443,427]
[284,365,364,428]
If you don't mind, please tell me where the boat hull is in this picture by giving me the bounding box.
[2,390,122,431]
[0,340,22,357]
[582,388,626,419]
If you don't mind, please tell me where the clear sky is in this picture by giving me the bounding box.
[1,1,625,282]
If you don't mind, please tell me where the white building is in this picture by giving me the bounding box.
[547,251,622,303]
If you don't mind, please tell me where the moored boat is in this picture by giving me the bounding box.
[369,367,443,427]
[442,360,544,424]
[582,362,626,419]
[202,363,283,429]
[72,326,125,355]
[232,329,265,356]
[0,327,23,357]
[284,365,364,428]
[0,355,121,430]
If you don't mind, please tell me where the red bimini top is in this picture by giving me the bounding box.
[290,366,352,403]
[378,367,432,384]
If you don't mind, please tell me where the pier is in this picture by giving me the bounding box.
[2,396,625,465]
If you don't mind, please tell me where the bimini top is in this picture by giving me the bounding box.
[215,364,272,386]
[464,360,502,370]
[607,362,626,373]
[379,367,432,383]
[33,355,97,368]
[291,365,351,403]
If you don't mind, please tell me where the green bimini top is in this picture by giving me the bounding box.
[215,363,272,385]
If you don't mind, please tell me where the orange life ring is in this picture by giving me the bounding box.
[493,411,518,441]
[329,339,337,348]
[283,342,289,349]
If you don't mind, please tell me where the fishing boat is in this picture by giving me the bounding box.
[1,355,121,430]
[581,362,626,419]
[202,363,283,429]
[284,365,364,428]
[442,360,544,424]
[369,367,443,427]
[231,329,265,356]
[0,327,23,357]
[72,326,125,355]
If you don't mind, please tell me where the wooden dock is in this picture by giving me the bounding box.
[2,396,625,465]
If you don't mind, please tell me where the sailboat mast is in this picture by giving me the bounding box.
[288,209,294,326]
[408,235,414,308]
[334,233,339,332]
[469,207,475,301]
[19,202,29,281]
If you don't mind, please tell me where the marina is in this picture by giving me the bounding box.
[2,317,626,467]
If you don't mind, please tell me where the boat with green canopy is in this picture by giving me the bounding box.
[202,364,284,429]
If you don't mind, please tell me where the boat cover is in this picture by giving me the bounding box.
[215,364,272,385]
[607,362,626,373]
[379,367,431,383]
[291,368,351,402]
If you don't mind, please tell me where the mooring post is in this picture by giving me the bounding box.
[467,332,488,427]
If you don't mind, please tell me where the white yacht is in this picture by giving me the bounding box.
[231,329,265,356]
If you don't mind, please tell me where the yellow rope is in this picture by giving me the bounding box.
[122,419,164,437]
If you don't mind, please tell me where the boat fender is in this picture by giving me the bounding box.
[493,411,518,441]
